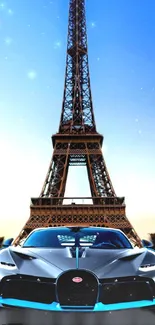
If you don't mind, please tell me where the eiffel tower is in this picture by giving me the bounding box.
[14,0,142,247]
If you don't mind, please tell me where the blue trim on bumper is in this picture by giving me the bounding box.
[0,298,155,311]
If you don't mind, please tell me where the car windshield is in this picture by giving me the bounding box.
[22,228,132,249]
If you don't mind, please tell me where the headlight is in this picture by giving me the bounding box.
[139,264,155,272]
[0,261,15,267]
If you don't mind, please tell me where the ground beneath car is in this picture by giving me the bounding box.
[0,307,155,325]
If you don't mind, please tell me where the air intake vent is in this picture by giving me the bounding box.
[99,277,153,304]
[0,275,56,304]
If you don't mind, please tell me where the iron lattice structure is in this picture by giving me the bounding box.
[14,0,142,247]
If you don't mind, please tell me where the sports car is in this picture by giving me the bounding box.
[0,226,155,314]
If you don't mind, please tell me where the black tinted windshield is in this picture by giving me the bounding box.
[23,227,132,249]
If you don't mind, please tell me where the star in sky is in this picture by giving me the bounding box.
[27,70,37,80]
[54,41,61,49]
[0,3,5,9]
[5,37,13,45]
[8,8,13,15]
[91,22,96,28]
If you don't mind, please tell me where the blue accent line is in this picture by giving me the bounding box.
[0,298,155,312]
[76,247,79,269]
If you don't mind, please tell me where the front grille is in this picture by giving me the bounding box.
[0,275,56,304]
[57,270,98,307]
[99,276,154,304]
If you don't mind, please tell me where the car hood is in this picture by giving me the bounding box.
[0,246,155,279]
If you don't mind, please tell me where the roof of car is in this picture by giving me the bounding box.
[30,226,124,234]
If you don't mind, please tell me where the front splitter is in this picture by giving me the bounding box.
[1,298,155,311]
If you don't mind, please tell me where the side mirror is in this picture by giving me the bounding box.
[0,237,4,248]
[142,239,153,249]
[1,238,14,249]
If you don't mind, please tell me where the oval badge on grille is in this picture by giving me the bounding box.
[72,277,83,283]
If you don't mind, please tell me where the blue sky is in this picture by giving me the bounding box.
[0,0,155,239]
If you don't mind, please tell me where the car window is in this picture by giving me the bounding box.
[22,228,132,249]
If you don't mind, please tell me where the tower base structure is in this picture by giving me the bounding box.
[14,197,142,247]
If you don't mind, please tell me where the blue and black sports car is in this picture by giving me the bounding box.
[0,226,155,315]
